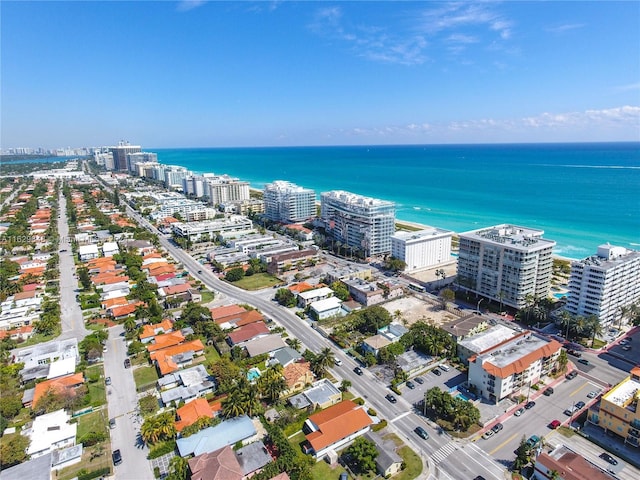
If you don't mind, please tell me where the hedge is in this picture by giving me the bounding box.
[372,420,388,432]
[78,467,111,480]
[147,440,177,459]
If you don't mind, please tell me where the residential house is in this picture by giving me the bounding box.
[244,335,288,358]
[361,335,391,356]
[175,398,215,432]
[101,242,119,257]
[0,452,52,480]
[151,340,205,376]
[212,308,264,329]
[309,297,344,321]
[364,432,403,477]
[297,287,334,308]
[236,441,273,476]
[532,444,615,480]
[140,319,174,343]
[78,244,99,261]
[271,347,302,368]
[29,373,85,409]
[159,365,216,407]
[108,301,144,320]
[289,378,342,410]
[147,331,187,353]
[303,400,373,459]
[442,314,490,343]
[227,322,270,347]
[188,446,244,480]
[283,361,314,395]
[177,415,257,457]
[51,444,83,471]
[23,409,77,458]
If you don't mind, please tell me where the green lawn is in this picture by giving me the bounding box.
[200,291,215,303]
[88,379,107,407]
[204,345,220,363]
[133,365,159,391]
[57,444,111,480]
[229,273,281,290]
[592,338,606,349]
[395,445,423,480]
[310,458,347,480]
[76,410,108,439]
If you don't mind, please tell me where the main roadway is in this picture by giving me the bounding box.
[125,205,507,480]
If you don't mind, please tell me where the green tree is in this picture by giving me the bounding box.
[383,256,406,272]
[310,347,335,377]
[140,411,176,445]
[344,437,378,473]
[0,433,30,468]
[275,288,296,307]
[165,455,189,480]
[258,365,287,402]
[439,288,455,310]
[77,267,92,291]
[340,379,352,392]
[225,267,245,282]
[330,281,350,302]
[512,436,531,472]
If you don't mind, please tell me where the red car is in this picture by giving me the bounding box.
[549,419,561,429]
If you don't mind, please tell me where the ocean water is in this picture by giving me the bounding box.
[153,143,640,259]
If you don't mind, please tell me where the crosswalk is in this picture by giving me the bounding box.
[430,441,459,464]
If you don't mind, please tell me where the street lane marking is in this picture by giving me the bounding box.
[489,432,518,456]
[570,383,589,397]
[390,411,412,423]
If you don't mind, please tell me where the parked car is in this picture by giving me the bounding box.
[414,377,424,384]
[105,377,112,386]
[514,407,525,417]
[432,368,442,376]
[567,349,582,357]
[564,405,579,415]
[577,358,590,365]
[406,381,415,389]
[587,390,599,398]
[482,429,495,439]
[620,339,629,345]
[492,423,503,433]
[112,449,122,466]
[385,394,397,403]
[439,364,450,372]
[124,358,131,368]
[566,371,578,380]
[526,435,541,448]
[109,418,116,429]
[354,367,363,376]
[599,452,618,465]
[543,387,554,396]
[622,345,632,351]
[525,401,536,410]
[415,426,429,440]
[549,419,561,429]
[575,401,586,410]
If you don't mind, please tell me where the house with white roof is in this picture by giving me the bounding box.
[297,287,334,308]
[101,242,119,257]
[78,244,99,261]
[23,409,77,458]
[309,297,344,320]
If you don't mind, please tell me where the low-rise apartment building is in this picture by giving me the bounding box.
[588,366,640,447]
[171,217,254,242]
[468,330,562,404]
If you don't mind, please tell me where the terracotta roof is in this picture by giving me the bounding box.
[210,305,246,320]
[306,400,373,452]
[227,322,270,345]
[22,283,41,292]
[151,340,205,375]
[175,398,215,432]
[146,264,176,276]
[140,319,174,339]
[154,273,176,282]
[288,282,315,294]
[188,446,243,480]
[143,253,164,260]
[14,290,36,301]
[147,331,186,352]
[0,325,34,339]
[102,297,128,309]
[214,310,264,328]
[283,362,313,389]
[162,283,192,296]
[535,450,613,480]
[32,373,85,408]
[109,302,143,318]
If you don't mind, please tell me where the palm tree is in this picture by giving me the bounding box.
[559,310,573,339]
[497,290,506,312]
[317,347,335,371]
[221,389,245,419]
[288,338,302,352]
[586,314,603,346]
[258,365,286,402]
[123,317,136,334]
[340,379,352,392]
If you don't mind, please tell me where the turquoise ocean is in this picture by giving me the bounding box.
[154,143,640,260]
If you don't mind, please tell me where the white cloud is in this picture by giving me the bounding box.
[176,0,207,12]
[546,23,586,34]
[613,82,640,93]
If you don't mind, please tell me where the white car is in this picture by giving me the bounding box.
[620,339,629,345]
[482,430,495,439]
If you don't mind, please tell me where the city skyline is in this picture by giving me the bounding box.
[1,1,639,149]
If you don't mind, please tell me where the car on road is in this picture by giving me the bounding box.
[354,367,363,376]
[385,394,397,403]
[622,345,632,351]
[414,377,424,384]
[415,426,429,440]
[587,390,599,398]
[620,339,629,345]
[526,435,541,448]
[567,349,582,357]
[124,358,131,368]
[525,401,536,410]
[482,429,494,439]
[432,368,442,376]
[577,358,590,365]
[334,358,343,366]
[105,377,111,386]
[112,449,122,466]
[575,401,586,409]
[59,249,67,253]
[492,423,503,433]
[566,371,578,380]
[109,418,116,429]
[514,407,525,416]
[198,270,203,274]
[549,419,561,429]
[543,387,554,396]
[564,405,579,415]
[406,381,415,389]
[473,477,487,480]
[599,452,618,465]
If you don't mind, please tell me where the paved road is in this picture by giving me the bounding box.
[124,205,506,480]
[105,324,154,480]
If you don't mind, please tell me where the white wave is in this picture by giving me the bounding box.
[535,164,640,170]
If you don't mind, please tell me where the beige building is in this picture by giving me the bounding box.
[588,366,640,447]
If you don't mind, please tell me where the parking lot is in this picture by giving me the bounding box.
[397,363,466,407]
[476,373,604,465]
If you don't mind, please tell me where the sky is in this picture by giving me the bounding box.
[1,1,639,149]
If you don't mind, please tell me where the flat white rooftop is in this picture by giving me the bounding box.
[392,227,454,241]
[461,224,556,249]
[480,332,550,368]
[604,375,640,407]
[459,324,520,354]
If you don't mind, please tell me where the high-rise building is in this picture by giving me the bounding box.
[588,366,640,447]
[127,152,158,173]
[206,175,250,205]
[108,141,141,171]
[457,224,556,309]
[263,180,316,224]
[320,190,395,258]
[164,166,191,189]
[391,227,454,272]
[565,245,640,328]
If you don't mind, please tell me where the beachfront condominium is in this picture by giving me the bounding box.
[263,180,316,224]
[391,227,454,272]
[126,152,158,173]
[320,190,395,258]
[467,330,562,404]
[164,166,191,190]
[206,175,250,206]
[108,141,141,171]
[457,224,556,309]
[565,244,640,328]
[587,366,640,447]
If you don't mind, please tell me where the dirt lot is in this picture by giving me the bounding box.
[381,295,460,327]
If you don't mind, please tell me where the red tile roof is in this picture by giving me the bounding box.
[109,301,143,318]
[227,322,270,345]
[146,331,186,352]
[214,309,264,328]
[175,398,215,432]
[188,446,243,480]
[162,283,192,296]
[151,340,205,375]
[140,319,174,340]
[210,304,246,320]
[32,373,85,409]
[306,400,372,452]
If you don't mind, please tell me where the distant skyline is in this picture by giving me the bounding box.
[1,1,639,149]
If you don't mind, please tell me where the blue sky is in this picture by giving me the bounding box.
[2,1,639,149]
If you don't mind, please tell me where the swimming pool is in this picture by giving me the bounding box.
[553,292,568,299]
[247,368,261,381]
